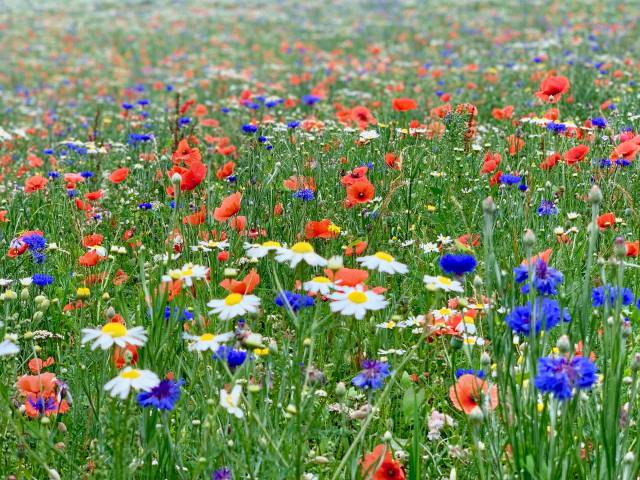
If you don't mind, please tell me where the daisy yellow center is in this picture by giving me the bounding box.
[225,293,243,306]
[291,242,314,254]
[374,251,394,262]
[262,241,281,248]
[120,369,140,380]
[199,333,215,341]
[438,276,452,285]
[225,394,234,406]
[101,322,127,338]
[347,291,368,304]
[182,267,193,277]
[312,276,330,283]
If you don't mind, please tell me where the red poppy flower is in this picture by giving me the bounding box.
[597,212,615,230]
[172,138,202,166]
[384,152,401,170]
[480,152,501,174]
[325,267,369,287]
[85,189,103,201]
[82,234,104,247]
[563,145,589,165]
[535,75,570,103]
[216,161,236,180]
[491,105,514,120]
[183,206,206,226]
[392,97,417,112]
[305,219,337,239]
[341,166,369,186]
[540,153,561,170]
[345,241,368,256]
[610,138,640,162]
[180,161,207,191]
[506,135,524,156]
[219,269,260,294]
[17,372,58,395]
[214,192,241,222]
[625,241,639,257]
[24,174,48,193]
[283,176,316,191]
[79,249,101,267]
[360,444,405,480]
[346,179,374,206]
[109,167,129,184]
[350,105,377,129]
[449,374,498,414]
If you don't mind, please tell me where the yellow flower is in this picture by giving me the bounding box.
[253,347,269,356]
[77,287,90,298]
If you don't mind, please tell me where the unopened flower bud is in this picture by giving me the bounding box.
[588,185,602,205]
[20,288,30,301]
[556,335,571,354]
[482,196,496,215]
[480,351,491,366]
[105,307,116,319]
[473,275,483,289]
[171,173,182,184]
[468,406,484,424]
[624,452,635,464]
[523,229,536,248]
[614,237,627,259]
[335,382,347,398]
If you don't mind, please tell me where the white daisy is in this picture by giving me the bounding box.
[207,293,261,320]
[81,323,147,350]
[0,278,13,287]
[274,242,327,268]
[219,384,244,418]
[161,263,208,287]
[303,276,334,295]
[103,367,160,399]
[423,275,464,292]
[437,235,452,245]
[356,251,408,275]
[244,241,282,259]
[191,239,230,252]
[183,331,234,352]
[328,286,388,320]
[20,277,33,287]
[420,242,439,254]
[0,339,19,357]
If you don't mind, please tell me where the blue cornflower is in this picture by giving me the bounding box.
[121,102,133,110]
[32,273,53,288]
[43,148,54,155]
[505,298,571,335]
[48,171,60,179]
[352,359,390,390]
[23,233,46,251]
[302,94,320,105]
[518,183,528,192]
[274,291,315,312]
[32,252,46,264]
[287,121,300,129]
[265,145,273,151]
[592,285,634,307]
[164,306,194,322]
[258,136,268,143]
[138,202,153,210]
[591,117,607,129]
[534,356,597,400]
[499,174,521,185]
[214,346,248,370]
[212,468,232,480]
[137,99,149,106]
[80,171,94,178]
[241,124,258,134]
[220,107,230,114]
[137,379,184,411]
[439,253,477,276]
[615,159,631,167]
[599,158,612,168]
[537,200,557,216]
[513,259,564,296]
[67,190,78,198]
[455,369,485,379]
[179,116,191,126]
[546,122,567,134]
[293,189,314,201]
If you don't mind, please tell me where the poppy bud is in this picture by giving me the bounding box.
[523,229,536,248]
[588,185,602,205]
[556,335,571,354]
[335,381,347,398]
[614,237,627,259]
[482,196,496,215]
[468,406,484,424]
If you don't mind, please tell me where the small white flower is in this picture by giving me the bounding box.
[359,130,379,141]
[162,263,208,287]
[0,339,19,357]
[437,235,452,245]
[420,242,439,254]
[20,277,33,287]
[220,384,244,418]
[303,276,334,295]
[356,251,408,275]
[207,293,261,320]
[328,286,388,320]
[0,278,14,287]
[191,239,229,252]
[244,241,281,259]
[103,368,160,399]
[81,323,147,350]
[183,331,234,352]
[423,275,464,292]
[274,242,327,268]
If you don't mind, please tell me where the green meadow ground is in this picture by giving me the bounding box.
[1,1,640,479]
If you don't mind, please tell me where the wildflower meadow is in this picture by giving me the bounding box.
[2,0,640,478]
